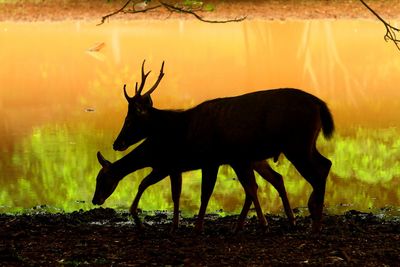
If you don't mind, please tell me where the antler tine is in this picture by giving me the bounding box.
[137,60,151,96]
[144,61,165,96]
[123,84,132,102]
[135,82,138,94]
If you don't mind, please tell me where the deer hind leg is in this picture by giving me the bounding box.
[232,162,267,232]
[130,170,168,230]
[286,148,331,233]
[195,165,219,233]
[253,160,295,227]
[170,172,182,232]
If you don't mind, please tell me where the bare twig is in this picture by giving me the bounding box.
[123,4,162,14]
[360,0,400,51]
[98,0,246,25]
[98,0,133,26]
[160,1,246,23]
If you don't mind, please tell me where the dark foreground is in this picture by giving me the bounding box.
[1,208,399,266]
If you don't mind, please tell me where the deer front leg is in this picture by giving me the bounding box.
[235,193,252,232]
[195,165,219,233]
[130,170,168,230]
[170,172,182,232]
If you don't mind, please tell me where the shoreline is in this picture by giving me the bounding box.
[1,207,399,266]
[1,0,400,22]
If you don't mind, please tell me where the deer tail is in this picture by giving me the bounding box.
[319,101,335,139]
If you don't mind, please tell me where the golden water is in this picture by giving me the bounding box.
[0,19,399,215]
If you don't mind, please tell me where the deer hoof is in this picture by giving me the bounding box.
[233,223,244,234]
[259,224,270,234]
[170,224,179,234]
[311,221,322,235]
[194,223,204,234]
[290,218,297,227]
[132,215,145,230]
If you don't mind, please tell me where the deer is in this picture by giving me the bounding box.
[93,143,278,232]
[92,61,295,232]
[92,61,334,233]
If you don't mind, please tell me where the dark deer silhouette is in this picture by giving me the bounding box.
[93,143,282,232]
[92,61,334,233]
[92,61,294,232]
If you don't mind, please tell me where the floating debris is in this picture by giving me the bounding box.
[86,42,106,61]
[86,42,105,52]
[84,107,95,112]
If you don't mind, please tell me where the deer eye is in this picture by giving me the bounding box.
[135,105,147,115]
[124,117,132,125]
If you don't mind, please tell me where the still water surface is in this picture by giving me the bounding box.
[0,19,399,215]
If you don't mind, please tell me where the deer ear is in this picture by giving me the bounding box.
[97,151,111,167]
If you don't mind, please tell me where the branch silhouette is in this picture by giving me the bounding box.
[159,2,246,23]
[98,0,132,26]
[98,0,246,25]
[360,0,400,51]
[99,0,399,51]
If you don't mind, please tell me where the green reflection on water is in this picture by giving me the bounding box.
[328,127,400,184]
[1,123,399,215]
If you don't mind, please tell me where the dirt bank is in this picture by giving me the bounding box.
[1,0,400,22]
[1,208,399,266]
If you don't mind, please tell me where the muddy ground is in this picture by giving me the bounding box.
[0,208,399,266]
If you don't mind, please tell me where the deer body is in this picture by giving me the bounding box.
[93,139,270,231]
[93,61,333,233]
[158,89,330,161]
[94,91,332,232]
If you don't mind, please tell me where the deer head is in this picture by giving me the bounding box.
[113,60,165,151]
[92,151,120,205]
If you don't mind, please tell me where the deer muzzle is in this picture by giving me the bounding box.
[113,141,128,151]
[92,196,105,205]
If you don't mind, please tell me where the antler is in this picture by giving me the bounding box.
[124,60,165,101]
[136,60,151,96]
[143,61,165,97]
[123,84,132,102]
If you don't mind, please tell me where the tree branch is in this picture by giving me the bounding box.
[159,2,246,23]
[98,0,133,26]
[360,0,400,51]
[98,1,246,25]
[122,4,162,14]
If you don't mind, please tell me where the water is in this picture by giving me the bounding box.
[0,19,399,215]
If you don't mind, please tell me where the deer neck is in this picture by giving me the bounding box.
[109,143,150,180]
[147,108,186,136]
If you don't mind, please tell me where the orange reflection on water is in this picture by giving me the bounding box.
[1,20,400,129]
